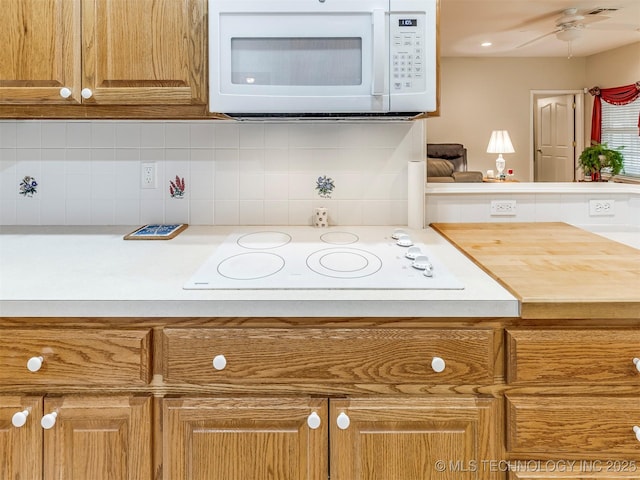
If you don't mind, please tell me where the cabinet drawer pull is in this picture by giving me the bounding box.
[41,412,58,430]
[81,88,93,99]
[431,356,446,373]
[307,412,321,430]
[633,358,640,373]
[212,354,227,371]
[337,412,350,430]
[634,426,640,442]
[27,356,44,372]
[12,410,30,428]
[59,87,72,99]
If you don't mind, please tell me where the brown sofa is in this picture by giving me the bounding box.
[427,143,483,183]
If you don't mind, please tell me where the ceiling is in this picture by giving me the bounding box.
[440,0,640,57]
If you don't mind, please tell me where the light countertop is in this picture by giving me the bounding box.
[0,226,518,318]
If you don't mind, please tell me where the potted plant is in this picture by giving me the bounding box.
[578,142,624,181]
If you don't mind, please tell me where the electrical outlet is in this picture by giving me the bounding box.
[589,199,615,216]
[490,200,516,216]
[141,162,156,189]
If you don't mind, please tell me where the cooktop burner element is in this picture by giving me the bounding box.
[320,231,359,245]
[184,227,464,290]
[306,247,382,279]
[237,231,291,249]
[217,252,285,280]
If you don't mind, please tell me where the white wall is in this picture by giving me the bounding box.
[427,42,640,181]
[0,120,425,226]
[426,57,586,181]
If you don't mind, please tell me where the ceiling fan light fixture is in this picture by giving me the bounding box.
[556,28,581,42]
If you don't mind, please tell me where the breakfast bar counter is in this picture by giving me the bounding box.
[431,221,640,319]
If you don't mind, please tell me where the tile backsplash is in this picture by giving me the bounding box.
[0,120,425,226]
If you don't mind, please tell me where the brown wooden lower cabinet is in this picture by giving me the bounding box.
[0,395,152,480]
[163,395,500,480]
[510,467,640,479]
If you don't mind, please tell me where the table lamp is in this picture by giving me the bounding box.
[487,130,514,179]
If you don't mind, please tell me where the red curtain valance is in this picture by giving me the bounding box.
[589,81,640,144]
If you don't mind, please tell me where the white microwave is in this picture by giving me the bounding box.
[209,0,437,118]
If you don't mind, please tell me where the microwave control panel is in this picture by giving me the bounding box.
[390,13,427,94]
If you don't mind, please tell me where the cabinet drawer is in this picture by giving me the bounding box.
[163,328,497,385]
[507,329,640,384]
[0,329,152,385]
[507,395,640,457]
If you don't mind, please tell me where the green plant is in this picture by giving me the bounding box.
[578,142,625,176]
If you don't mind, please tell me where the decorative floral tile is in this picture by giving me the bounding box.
[170,176,186,198]
[315,175,335,199]
[19,176,38,197]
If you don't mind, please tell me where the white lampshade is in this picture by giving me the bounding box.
[486,130,515,154]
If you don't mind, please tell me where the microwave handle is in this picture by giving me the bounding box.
[371,8,385,96]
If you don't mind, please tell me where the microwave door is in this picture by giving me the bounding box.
[211,10,389,114]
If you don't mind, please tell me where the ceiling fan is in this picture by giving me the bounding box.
[516,6,638,50]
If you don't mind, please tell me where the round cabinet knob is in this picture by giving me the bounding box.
[27,356,44,372]
[59,87,72,98]
[431,356,446,373]
[336,412,350,430]
[81,88,93,99]
[634,426,640,442]
[212,354,227,371]
[633,358,640,373]
[307,412,321,430]
[12,410,30,428]
[41,412,58,430]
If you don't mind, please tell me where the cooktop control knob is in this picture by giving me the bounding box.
[396,234,413,247]
[412,255,430,270]
[391,229,406,240]
[405,246,422,260]
[423,263,434,277]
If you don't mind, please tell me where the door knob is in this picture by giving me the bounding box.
[59,87,72,98]
[12,410,30,427]
[41,412,58,430]
[633,358,640,372]
[634,426,640,442]
[81,88,93,99]
[27,356,44,372]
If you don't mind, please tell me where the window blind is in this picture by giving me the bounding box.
[601,97,640,177]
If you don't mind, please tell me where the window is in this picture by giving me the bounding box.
[600,96,640,177]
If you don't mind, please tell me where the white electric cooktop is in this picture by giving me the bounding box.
[184,227,464,290]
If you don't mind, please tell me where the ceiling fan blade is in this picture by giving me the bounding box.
[587,23,640,31]
[580,15,610,25]
[509,10,564,31]
[516,30,558,49]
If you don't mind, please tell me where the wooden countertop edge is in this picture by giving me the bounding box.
[521,301,640,320]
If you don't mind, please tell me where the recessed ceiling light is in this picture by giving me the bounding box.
[481,42,493,47]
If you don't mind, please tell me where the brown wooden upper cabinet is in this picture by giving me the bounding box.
[0,0,206,106]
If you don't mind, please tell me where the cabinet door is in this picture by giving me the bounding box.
[0,395,43,479]
[43,395,152,480]
[82,0,206,105]
[331,397,501,480]
[0,0,81,104]
[163,397,328,480]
